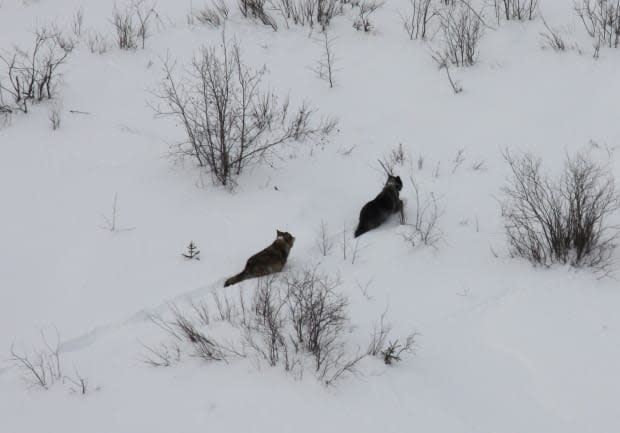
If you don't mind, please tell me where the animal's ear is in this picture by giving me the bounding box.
[396,176,402,182]
[277,229,283,236]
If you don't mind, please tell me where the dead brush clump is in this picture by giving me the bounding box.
[501,150,620,271]
[144,269,417,385]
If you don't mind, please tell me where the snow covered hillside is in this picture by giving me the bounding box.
[1,0,620,432]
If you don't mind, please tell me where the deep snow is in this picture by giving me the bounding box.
[1,1,620,432]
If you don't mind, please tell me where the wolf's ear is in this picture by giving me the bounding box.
[396,176,402,182]
[277,229,283,236]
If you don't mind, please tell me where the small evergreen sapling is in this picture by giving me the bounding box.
[182,241,200,260]
[381,334,416,365]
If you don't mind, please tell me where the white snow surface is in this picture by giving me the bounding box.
[1,1,620,432]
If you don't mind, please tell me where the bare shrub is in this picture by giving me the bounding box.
[591,36,601,57]
[111,6,138,49]
[400,0,437,40]
[112,0,157,50]
[337,143,356,156]
[349,238,363,264]
[282,270,366,384]
[229,271,360,382]
[212,291,237,322]
[471,159,487,171]
[388,142,407,167]
[366,309,391,356]
[72,8,85,39]
[452,148,465,173]
[192,332,234,361]
[147,312,183,340]
[141,341,181,366]
[48,104,61,130]
[148,270,415,385]
[340,222,350,261]
[245,277,287,366]
[272,0,310,27]
[401,176,443,248]
[0,104,11,127]
[540,18,566,51]
[190,6,221,26]
[0,27,71,113]
[99,193,135,232]
[575,0,620,48]
[87,31,109,54]
[154,35,335,187]
[317,0,342,28]
[189,0,229,27]
[501,151,620,269]
[312,31,337,88]
[293,0,315,27]
[377,144,407,178]
[353,0,384,32]
[244,271,361,382]
[239,0,278,30]
[65,368,90,394]
[134,0,158,48]
[316,220,334,256]
[430,52,462,93]
[417,154,425,170]
[190,300,211,326]
[437,2,484,67]
[52,25,78,53]
[9,332,62,389]
[146,307,242,363]
[589,139,617,159]
[9,330,93,393]
[273,0,341,29]
[213,0,231,18]
[284,270,348,372]
[492,0,538,21]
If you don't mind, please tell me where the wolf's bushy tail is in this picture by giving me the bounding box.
[224,270,247,287]
[354,225,367,238]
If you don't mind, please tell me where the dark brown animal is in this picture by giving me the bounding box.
[354,174,404,237]
[224,230,295,287]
